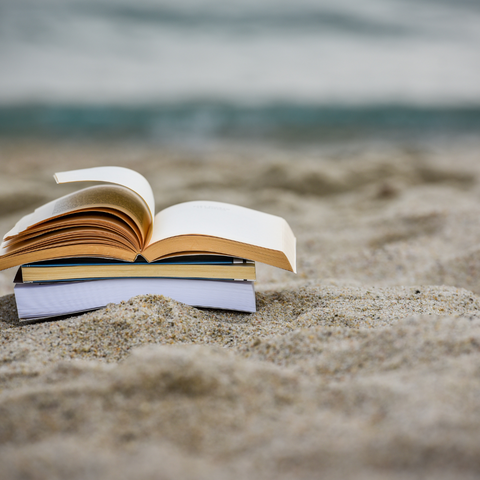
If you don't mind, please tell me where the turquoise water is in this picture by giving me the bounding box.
[2,104,480,143]
[1,0,479,142]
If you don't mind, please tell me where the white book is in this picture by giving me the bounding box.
[14,278,256,321]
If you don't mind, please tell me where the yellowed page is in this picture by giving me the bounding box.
[22,263,256,282]
[3,185,150,243]
[0,244,137,271]
[148,201,296,272]
[54,166,155,220]
[6,212,142,250]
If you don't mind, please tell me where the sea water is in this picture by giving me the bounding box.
[1,0,479,143]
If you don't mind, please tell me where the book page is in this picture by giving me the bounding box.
[3,185,151,242]
[55,166,155,220]
[148,201,296,272]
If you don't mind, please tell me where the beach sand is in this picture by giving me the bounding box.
[1,137,480,479]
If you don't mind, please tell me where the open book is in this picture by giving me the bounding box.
[0,167,296,272]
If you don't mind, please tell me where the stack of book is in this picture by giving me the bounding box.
[0,167,296,322]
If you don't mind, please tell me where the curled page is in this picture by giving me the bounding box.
[149,201,297,273]
[54,166,155,220]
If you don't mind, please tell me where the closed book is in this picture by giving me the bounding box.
[20,255,256,282]
[14,277,256,321]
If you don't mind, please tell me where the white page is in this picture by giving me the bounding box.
[55,166,155,219]
[150,201,296,272]
[15,278,256,318]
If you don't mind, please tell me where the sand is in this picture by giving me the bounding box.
[1,137,480,479]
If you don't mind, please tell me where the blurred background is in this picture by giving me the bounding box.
[1,0,480,147]
[1,0,480,299]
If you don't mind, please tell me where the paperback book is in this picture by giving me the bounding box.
[14,278,256,321]
[0,166,296,272]
[20,256,255,283]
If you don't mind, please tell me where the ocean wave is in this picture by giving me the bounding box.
[1,103,479,142]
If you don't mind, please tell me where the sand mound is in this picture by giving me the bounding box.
[2,283,480,478]
[1,310,480,479]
